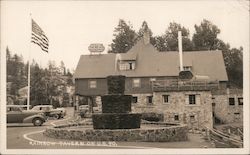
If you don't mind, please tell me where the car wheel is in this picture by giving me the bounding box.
[33,118,43,126]
[53,114,60,119]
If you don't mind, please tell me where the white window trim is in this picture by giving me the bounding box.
[119,61,136,71]
[147,96,153,105]
[185,94,201,106]
[88,80,97,88]
[238,97,243,105]
[162,95,170,104]
[132,78,141,88]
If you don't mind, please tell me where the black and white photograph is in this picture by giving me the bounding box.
[0,0,249,154]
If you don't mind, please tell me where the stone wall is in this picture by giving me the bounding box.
[212,89,243,124]
[44,122,188,142]
[131,91,213,130]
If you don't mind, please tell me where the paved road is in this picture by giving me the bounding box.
[7,107,215,149]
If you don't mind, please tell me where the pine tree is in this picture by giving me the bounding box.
[109,19,137,53]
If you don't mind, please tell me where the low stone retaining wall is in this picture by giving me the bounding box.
[44,122,188,142]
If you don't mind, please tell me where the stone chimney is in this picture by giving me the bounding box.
[143,29,150,45]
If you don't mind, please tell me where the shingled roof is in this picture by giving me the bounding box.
[74,39,228,81]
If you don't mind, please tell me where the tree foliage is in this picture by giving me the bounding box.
[137,21,154,43]
[109,19,137,53]
[192,20,243,88]
[6,50,74,106]
[161,22,193,51]
[192,19,220,50]
[7,47,27,96]
[109,19,243,88]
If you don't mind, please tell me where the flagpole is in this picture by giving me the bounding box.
[27,13,32,110]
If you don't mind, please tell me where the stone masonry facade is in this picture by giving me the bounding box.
[93,89,242,129]
[130,91,213,130]
[212,89,243,124]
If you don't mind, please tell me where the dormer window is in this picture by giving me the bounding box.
[119,60,136,71]
[183,66,192,71]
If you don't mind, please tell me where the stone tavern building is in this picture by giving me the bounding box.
[73,33,243,130]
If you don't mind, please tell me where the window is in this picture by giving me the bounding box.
[147,96,153,104]
[163,95,169,104]
[181,66,192,71]
[238,97,243,105]
[190,115,195,121]
[150,78,156,82]
[89,80,97,88]
[229,98,235,105]
[132,97,138,103]
[174,114,179,121]
[189,95,196,104]
[119,61,135,70]
[129,62,133,70]
[133,78,141,88]
[119,63,128,70]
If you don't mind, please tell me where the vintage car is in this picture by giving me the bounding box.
[7,105,47,126]
[31,105,66,119]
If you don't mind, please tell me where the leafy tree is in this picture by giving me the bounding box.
[192,19,220,50]
[44,61,68,106]
[30,62,47,106]
[6,48,27,96]
[192,20,243,88]
[60,61,66,75]
[6,48,74,106]
[164,22,193,51]
[109,19,137,53]
[217,40,243,88]
[151,35,168,51]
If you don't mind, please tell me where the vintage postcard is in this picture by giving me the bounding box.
[0,0,249,154]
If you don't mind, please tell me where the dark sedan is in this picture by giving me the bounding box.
[7,105,47,126]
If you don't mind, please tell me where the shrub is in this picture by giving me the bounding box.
[101,95,132,113]
[107,75,126,94]
[141,113,164,122]
[92,113,141,129]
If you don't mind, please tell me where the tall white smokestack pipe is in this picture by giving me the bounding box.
[178,31,183,71]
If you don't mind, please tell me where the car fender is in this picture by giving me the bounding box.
[23,114,45,123]
[49,111,61,115]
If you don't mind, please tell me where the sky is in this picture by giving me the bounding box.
[1,0,249,71]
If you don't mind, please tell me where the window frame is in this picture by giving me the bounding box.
[190,115,195,122]
[88,80,97,89]
[132,96,138,104]
[132,78,141,88]
[147,96,153,105]
[229,97,235,106]
[174,114,179,121]
[238,97,243,105]
[189,95,196,105]
[162,95,170,104]
[183,66,192,71]
[119,61,135,71]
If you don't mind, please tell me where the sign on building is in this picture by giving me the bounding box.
[88,43,105,54]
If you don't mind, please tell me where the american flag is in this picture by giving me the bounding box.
[31,19,49,53]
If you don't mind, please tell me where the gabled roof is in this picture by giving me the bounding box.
[74,39,228,81]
